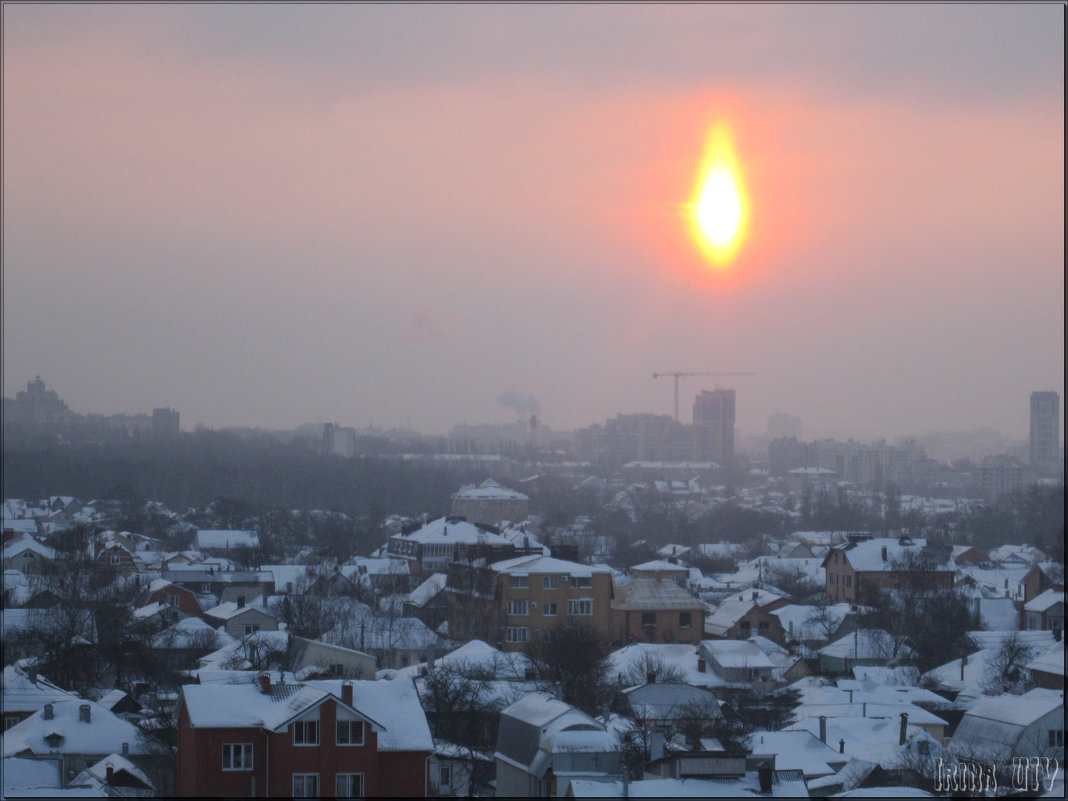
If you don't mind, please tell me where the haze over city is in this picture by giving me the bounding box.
[3,4,1063,441]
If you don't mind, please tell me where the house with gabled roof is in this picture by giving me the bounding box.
[1024,589,1065,632]
[175,673,432,797]
[495,692,620,798]
[612,576,710,646]
[822,536,955,604]
[2,534,56,574]
[950,687,1064,763]
[704,588,788,641]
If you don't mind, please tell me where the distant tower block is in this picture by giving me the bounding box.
[1029,391,1060,466]
[693,388,736,466]
[152,407,180,438]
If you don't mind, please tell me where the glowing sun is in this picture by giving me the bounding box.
[689,123,749,267]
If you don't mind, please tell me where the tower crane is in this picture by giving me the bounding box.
[652,371,756,422]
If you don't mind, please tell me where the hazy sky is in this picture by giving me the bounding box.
[3,4,1063,440]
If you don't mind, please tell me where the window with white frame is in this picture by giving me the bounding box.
[574,576,591,588]
[543,603,557,616]
[439,764,452,789]
[202,583,212,592]
[509,575,528,589]
[506,626,529,643]
[221,743,253,771]
[336,773,363,798]
[507,600,529,616]
[167,594,180,607]
[1050,730,1065,748]
[543,576,558,590]
[110,554,121,565]
[294,719,319,745]
[568,599,593,616]
[244,624,260,636]
[293,773,319,798]
[337,719,364,745]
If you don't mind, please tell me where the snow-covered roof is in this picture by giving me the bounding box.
[1027,643,1065,678]
[771,603,851,641]
[195,529,259,550]
[2,667,79,712]
[612,578,710,611]
[2,756,61,794]
[961,686,1063,728]
[392,517,512,547]
[951,688,1064,760]
[551,729,617,753]
[605,642,730,689]
[2,699,148,758]
[204,600,275,621]
[152,616,236,650]
[406,572,447,608]
[818,629,913,661]
[491,554,611,577]
[785,714,940,767]
[704,589,784,636]
[567,773,808,798]
[748,729,844,778]
[261,564,312,590]
[3,535,56,561]
[452,479,528,500]
[629,560,689,573]
[701,639,775,669]
[1024,588,1064,613]
[78,753,154,790]
[831,537,955,573]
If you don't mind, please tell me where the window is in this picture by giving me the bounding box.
[575,576,592,588]
[759,620,769,630]
[4,716,20,730]
[337,720,364,745]
[679,612,692,629]
[1050,730,1065,748]
[543,576,558,590]
[506,627,529,643]
[294,719,319,745]
[439,764,452,789]
[243,624,261,636]
[336,773,363,798]
[641,612,656,627]
[167,594,180,607]
[544,603,557,616]
[508,600,529,616]
[222,743,253,771]
[202,583,212,592]
[845,575,852,588]
[568,599,593,616]
[293,773,319,798]
[831,573,837,585]
[509,575,528,589]
[110,554,121,565]
[740,621,751,632]
[330,663,344,677]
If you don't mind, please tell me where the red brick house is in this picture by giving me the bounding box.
[143,579,205,619]
[175,674,432,797]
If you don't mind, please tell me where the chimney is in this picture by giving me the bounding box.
[847,689,854,703]
[106,766,114,783]
[758,762,773,794]
[862,702,866,718]
[647,671,656,685]
[43,703,54,720]
[121,742,129,756]
[237,596,245,608]
[341,681,353,707]
[961,653,967,681]
[839,738,845,754]
[881,546,888,561]
[899,713,909,746]
[697,658,706,673]
[258,672,271,694]
[79,703,91,723]
[819,715,827,743]
[752,590,758,601]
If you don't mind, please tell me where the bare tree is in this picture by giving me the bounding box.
[525,627,612,715]
[616,653,687,687]
[982,632,1035,695]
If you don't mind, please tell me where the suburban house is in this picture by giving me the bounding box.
[611,576,710,646]
[450,479,530,527]
[1026,644,1065,690]
[288,636,377,680]
[822,536,955,604]
[620,681,723,740]
[1022,561,1065,604]
[175,674,433,797]
[950,687,1064,762]
[403,572,450,631]
[142,578,205,619]
[2,666,80,730]
[494,692,620,797]
[2,698,159,791]
[204,599,279,640]
[1024,589,1065,631]
[388,516,524,577]
[2,535,56,574]
[700,639,776,684]
[447,554,615,652]
[704,589,789,641]
[152,617,236,670]
[817,630,917,674]
[627,560,690,587]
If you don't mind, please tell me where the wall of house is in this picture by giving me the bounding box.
[616,607,704,646]
[495,572,613,652]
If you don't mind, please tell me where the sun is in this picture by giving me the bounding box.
[689,123,749,267]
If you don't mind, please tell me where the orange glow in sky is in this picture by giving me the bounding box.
[689,123,749,268]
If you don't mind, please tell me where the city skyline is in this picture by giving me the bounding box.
[3,4,1063,440]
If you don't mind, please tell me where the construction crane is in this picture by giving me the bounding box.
[652,371,756,422]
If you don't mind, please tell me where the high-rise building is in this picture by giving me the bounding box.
[693,388,735,466]
[1029,391,1060,466]
[152,407,180,438]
